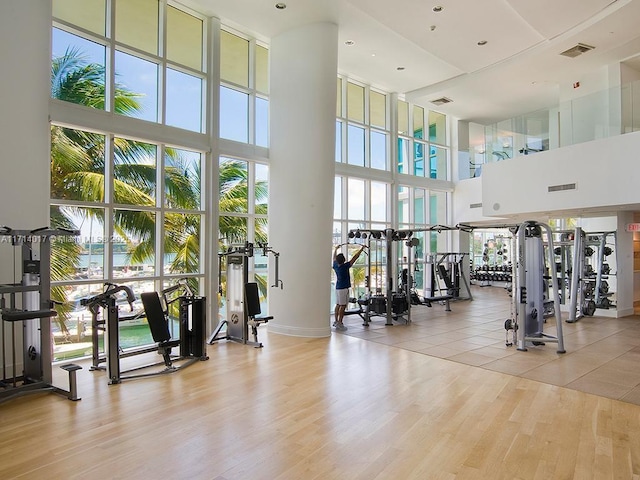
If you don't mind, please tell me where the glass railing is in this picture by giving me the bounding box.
[463,79,640,179]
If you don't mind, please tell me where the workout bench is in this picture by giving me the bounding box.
[424,294,453,311]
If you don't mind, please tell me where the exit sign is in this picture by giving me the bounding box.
[626,223,640,232]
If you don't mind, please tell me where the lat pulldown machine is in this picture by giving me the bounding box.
[508,221,565,353]
[208,242,282,348]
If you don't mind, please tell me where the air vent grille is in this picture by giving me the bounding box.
[560,43,595,58]
[431,97,452,106]
[470,202,482,209]
[548,183,576,192]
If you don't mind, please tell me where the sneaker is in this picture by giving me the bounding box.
[332,320,338,327]
[335,322,348,332]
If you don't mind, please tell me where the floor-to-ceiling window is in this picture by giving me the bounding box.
[218,26,271,315]
[49,1,269,359]
[333,77,452,305]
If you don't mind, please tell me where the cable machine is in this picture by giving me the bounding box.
[459,221,565,353]
[425,252,473,302]
[510,221,565,353]
[1,226,82,403]
[345,228,412,326]
[208,242,282,348]
[347,226,462,327]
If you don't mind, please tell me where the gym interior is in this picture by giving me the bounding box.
[3,1,640,478]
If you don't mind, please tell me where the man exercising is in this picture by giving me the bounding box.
[332,244,365,331]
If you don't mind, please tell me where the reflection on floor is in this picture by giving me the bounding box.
[341,285,640,406]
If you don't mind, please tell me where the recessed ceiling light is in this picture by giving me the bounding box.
[275,3,286,10]
[396,66,405,71]
[344,40,355,46]
[477,40,488,46]
[433,5,443,12]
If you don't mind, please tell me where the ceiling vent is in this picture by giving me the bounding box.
[548,183,576,193]
[430,97,452,106]
[560,43,595,58]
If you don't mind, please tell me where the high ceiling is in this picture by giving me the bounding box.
[177,0,640,125]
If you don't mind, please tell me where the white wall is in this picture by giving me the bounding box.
[0,1,51,232]
[452,177,509,225]
[0,0,51,373]
[481,131,640,218]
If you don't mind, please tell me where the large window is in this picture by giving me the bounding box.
[334,76,452,305]
[397,99,449,179]
[219,29,269,147]
[337,80,389,170]
[333,175,390,300]
[50,126,205,360]
[53,0,205,133]
[218,157,270,314]
[52,0,210,360]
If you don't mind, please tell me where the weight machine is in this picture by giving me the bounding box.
[425,252,473,304]
[84,279,208,384]
[1,226,83,403]
[343,228,413,326]
[346,227,464,326]
[208,242,282,348]
[459,221,565,353]
[507,221,565,353]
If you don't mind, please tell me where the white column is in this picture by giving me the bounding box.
[0,1,51,283]
[268,22,338,337]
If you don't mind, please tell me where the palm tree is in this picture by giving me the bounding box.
[49,48,203,331]
[218,158,269,296]
[50,48,269,337]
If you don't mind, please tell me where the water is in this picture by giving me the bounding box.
[53,319,181,362]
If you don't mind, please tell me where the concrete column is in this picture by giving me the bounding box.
[0,0,51,281]
[267,22,338,337]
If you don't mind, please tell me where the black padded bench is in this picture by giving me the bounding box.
[2,308,57,321]
[245,283,272,344]
[140,292,181,367]
[424,295,453,312]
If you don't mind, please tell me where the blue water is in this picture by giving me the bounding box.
[78,253,174,268]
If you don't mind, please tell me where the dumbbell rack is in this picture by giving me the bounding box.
[471,264,512,287]
[583,231,616,312]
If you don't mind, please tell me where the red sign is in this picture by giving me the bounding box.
[625,223,640,232]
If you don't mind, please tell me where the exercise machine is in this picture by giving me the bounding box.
[346,228,411,326]
[209,242,282,348]
[84,279,208,384]
[1,226,83,403]
[423,252,473,310]
[507,221,565,353]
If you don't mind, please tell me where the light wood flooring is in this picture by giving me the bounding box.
[0,285,639,479]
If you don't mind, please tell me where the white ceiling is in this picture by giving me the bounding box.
[177,0,640,125]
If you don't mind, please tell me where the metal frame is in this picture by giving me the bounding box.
[0,227,82,403]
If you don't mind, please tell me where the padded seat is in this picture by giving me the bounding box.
[140,292,180,366]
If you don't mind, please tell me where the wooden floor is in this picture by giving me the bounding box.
[1,286,640,479]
